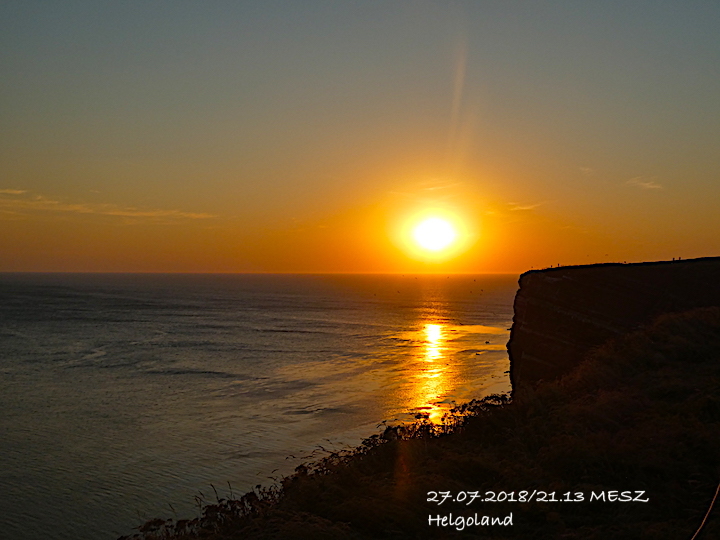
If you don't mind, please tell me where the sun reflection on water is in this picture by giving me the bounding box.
[377,281,512,427]
[401,317,511,424]
[411,322,452,423]
[424,323,443,361]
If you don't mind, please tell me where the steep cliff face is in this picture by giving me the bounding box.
[508,257,720,391]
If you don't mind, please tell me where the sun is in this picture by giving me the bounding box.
[412,217,457,252]
[391,205,476,264]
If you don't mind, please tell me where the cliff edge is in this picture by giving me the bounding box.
[508,256,720,391]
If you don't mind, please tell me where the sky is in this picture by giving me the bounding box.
[1,0,719,273]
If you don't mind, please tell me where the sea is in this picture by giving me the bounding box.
[0,273,518,539]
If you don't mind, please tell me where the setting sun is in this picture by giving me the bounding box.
[390,204,479,266]
[413,217,457,252]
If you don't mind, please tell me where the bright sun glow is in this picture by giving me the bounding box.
[412,217,457,252]
[393,204,476,264]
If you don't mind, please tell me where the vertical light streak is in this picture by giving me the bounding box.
[413,322,449,423]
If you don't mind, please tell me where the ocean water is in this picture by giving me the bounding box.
[0,273,518,539]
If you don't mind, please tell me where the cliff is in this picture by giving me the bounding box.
[508,256,720,391]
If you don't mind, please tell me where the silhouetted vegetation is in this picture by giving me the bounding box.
[124,307,720,539]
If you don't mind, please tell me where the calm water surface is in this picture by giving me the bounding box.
[0,273,517,539]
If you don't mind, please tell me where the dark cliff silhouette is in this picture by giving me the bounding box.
[508,256,720,392]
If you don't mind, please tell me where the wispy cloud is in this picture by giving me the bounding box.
[0,191,217,221]
[627,177,663,190]
[420,181,464,192]
[579,167,594,176]
[508,201,547,211]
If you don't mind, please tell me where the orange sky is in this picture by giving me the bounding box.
[2,2,719,273]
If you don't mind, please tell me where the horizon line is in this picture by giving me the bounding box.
[0,270,525,276]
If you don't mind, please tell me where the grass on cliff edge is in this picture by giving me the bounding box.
[125,307,720,540]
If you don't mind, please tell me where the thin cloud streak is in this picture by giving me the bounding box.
[508,201,547,211]
[0,192,217,220]
[627,177,663,190]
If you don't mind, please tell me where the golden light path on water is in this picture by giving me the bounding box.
[271,276,513,435]
[400,315,510,424]
[416,323,449,423]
